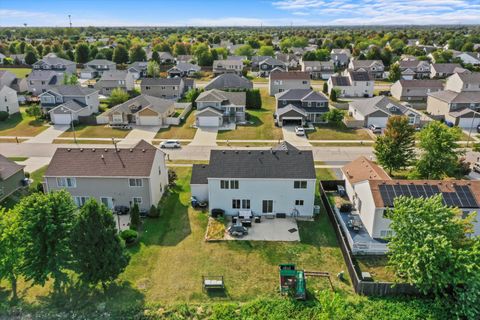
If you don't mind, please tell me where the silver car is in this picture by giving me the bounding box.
[159,140,181,149]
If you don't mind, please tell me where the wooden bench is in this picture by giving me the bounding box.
[202,276,224,291]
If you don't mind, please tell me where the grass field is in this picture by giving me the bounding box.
[0,107,48,137]
[7,156,28,162]
[156,109,197,139]
[217,89,283,140]
[0,67,31,78]
[307,123,372,141]
[355,256,397,282]
[60,124,130,139]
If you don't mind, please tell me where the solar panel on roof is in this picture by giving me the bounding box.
[454,185,478,208]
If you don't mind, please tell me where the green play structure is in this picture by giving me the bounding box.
[279,264,306,300]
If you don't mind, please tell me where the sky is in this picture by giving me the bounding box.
[0,0,479,27]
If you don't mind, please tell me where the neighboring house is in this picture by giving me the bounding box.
[341,156,480,240]
[454,52,480,66]
[81,59,116,79]
[330,49,351,67]
[348,96,422,128]
[27,70,63,96]
[167,62,201,78]
[190,143,316,217]
[397,60,430,79]
[94,70,135,96]
[275,89,329,126]
[204,73,253,91]
[195,89,246,127]
[327,70,374,98]
[348,60,385,79]
[99,94,175,126]
[10,54,26,65]
[300,60,335,80]
[44,140,168,212]
[0,86,20,115]
[444,72,480,93]
[250,56,271,69]
[0,70,28,92]
[0,154,25,201]
[157,52,175,64]
[269,71,311,96]
[427,90,480,128]
[176,55,194,63]
[430,63,469,79]
[213,59,243,76]
[140,78,194,100]
[275,53,300,69]
[127,61,148,79]
[390,79,444,102]
[258,57,287,77]
[32,53,76,74]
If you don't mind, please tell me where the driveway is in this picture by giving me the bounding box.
[189,127,218,146]
[282,126,311,147]
[117,125,160,146]
[24,125,69,144]
[16,156,51,173]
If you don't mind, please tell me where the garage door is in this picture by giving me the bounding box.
[282,118,302,126]
[51,113,72,125]
[198,116,220,127]
[367,117,388,128]
[458,117,480,128]
[138,116,160,126]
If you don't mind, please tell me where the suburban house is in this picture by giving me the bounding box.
[0,86,20,116]
[27,70,63,95]
[81,59,116,79]
[190,143,316,218]
[167,62,201,78]
[44,140,168,212]
[194,89,246,127]
[348,96,423,128]
[258,57,287,77]
[300,60,335,80]
[330,48,351,67]
[275,89,329,126]
[348,60,385,79]
[0,70,28,92]
[390,79,444,102]
[204,73,253,91]
[127,61,148,79]
[275,53,300,69]
[397,60,430,79]
[444,72,480,93]
[269,71,310,96]
[341,157,480,241]
[327,70,374,98]
[99,94,175,126]
[430,63,469,78]
[454,52,480,66]
[94,70,135,96]
[10,54,26,65]
[176,55,194,63]
[140,78,194,100]
[213,59,243,76]
[251,55,272,69]
[32,53,76,74]
[38,86,99,124]
[157,52,175,64]
[0,154,25,201]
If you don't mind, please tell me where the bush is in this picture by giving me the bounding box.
[0,111,9,121]
[24,172,30,178]
[148,204,160,218]
[130,203,141,230]
[120,229,138,244]
[168,169,178,187]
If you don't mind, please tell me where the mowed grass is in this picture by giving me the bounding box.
[0,67,31,78]
[355,256,397,282]
[217,89,283,140]
[60,124,130,139]
[307,123,372,141]
[155,109,197,139]
[0,106,48,137]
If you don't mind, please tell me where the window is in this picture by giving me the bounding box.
[159,166,162,175]
[100,197,113,209]
[232,199,241,209]
[294,181,307,189]
[56,177,76,188]
[295,200,304,206]
[262,200,273,213]
[133,197,142,205]
[242,199,250,209]
[220,180,229,189]
[408,115,416,125]
[380,230,394,238]
[74,196,88,207]
[129,178,143,187]
[302,80,308,84]
[230,180,239,189]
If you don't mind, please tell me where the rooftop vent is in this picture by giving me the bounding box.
[92,148,96,152]
[80,148,83,152]
[101,154,104,159]
[104,148,108,152]
[67,148,71,152]
[129,148,133,152]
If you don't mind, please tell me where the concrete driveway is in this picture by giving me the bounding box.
[189,127,218,146]
[282,126,311,147]
[16,156,51,173]
[24,125,69,144]
[117,125,160,146]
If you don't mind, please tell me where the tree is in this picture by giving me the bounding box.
[323,82,328,94]
[70,199,129,289]
[147,60,160,78]
[315,48,330,61]
[151,50,160,64]
[25,104,42,120]
[129,45,147,62]
[388,63,401,82]
[388,196,480,319]
[75,43,90,64]
[112,45,129,64]
[413,121,462,179]
[0,208,22,300]
[234,44,254,59]
[184,88,203,107]
[330,88,338,102]
[257,46,274,57]
[15,191,76,292]
[24,50,38,65]
[374,116,416,175]
[322,108,345,125]
[193,43,213,66]
[63,73,79,85]
[130,203,141,230]
[108,88,130,107]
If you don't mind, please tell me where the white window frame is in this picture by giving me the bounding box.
[132,197,142,205]
[100,197,114,209]
[230,180,239,189]
[129,178,143,187]
[56,177,76,188]
[74,196,89,207]
[295,200,304,206]
[294,180,307,189]
[232,199,241,209]
[262,200,273,213]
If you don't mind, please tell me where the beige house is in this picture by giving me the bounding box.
[269,71,311,96]
[0,85,19,115]
[444,73,480,93]
[94,70,135,96]
[327,70,374,98]
[430,63,469,79]
[348,60,385,79]
[213,59,243,76]
[390,79,444,102]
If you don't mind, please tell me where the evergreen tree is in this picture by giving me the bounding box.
[322,82,328,94]
[388,63,401,82]
[129,45,147,62]
[151,50,160,64]
[112,45,129,64]
[24,50,37,65]
[130,203,141,230]
[75,43,90,63]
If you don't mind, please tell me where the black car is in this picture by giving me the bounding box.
[114,205,130,215]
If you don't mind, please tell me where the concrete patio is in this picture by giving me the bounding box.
[225,218,301,242]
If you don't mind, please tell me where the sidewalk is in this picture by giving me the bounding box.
[23,125,69,144]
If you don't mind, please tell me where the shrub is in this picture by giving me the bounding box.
[168,169,178,187]
[24,172,31,179]
[120,229,138,244]
[130,203,141,230]
[148,204,160,218]
[0,111,9,121]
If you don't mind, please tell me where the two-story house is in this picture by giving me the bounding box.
[140,78,194,100]
[269,71,311,96]
[44,140,168,213]
[430,63,469,79]
[300,60,335,80]
[80,59,116,79]
[167,62,201,78]
[190,143,316,218]
[275,89,329,126]
[348,60,385,79]
[204,73,253,91]
[327,70,374,98]
[258,57,287,77]
[94,70,135,96]
[127,61,148,79]
[0,70,28,92]
[213,60,243,76]
[330,49,351,67]
[32,53,76,74]
[195,89,246,127]
[0,86,20,116]
[390,79,444,102]
[27,70,63,96]
[0,154,25,201]
[397,60,430,79]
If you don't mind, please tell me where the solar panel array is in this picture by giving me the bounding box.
[378,184,479,208]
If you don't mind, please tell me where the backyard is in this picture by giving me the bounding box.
[0,106,48,137]
[60,124,130,139]
[307,123,373,141]
[0,67,31,78]
[156,109,197,139]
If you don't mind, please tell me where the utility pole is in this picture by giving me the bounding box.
[68,15,72,28]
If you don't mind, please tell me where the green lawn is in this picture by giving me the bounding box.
[355,256,397,282]
[155,109,197,139]
[316,168,337,180]
[307,123,372,141]
[0,67,31,78]
[217,89,283,140]
[60,124,130,139]
[7,157,28,162]
[0,107,48,137]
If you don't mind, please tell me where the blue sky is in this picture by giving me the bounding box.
[1,0,479,26]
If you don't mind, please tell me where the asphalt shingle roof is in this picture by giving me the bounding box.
[205,73,253,90]
[196,89,246,106]
[0,154,24,180]
[276,89,328,102]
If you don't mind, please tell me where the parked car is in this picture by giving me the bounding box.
[368,124,382,134]
[160,140,181,149]
[114,205,130,215]
[227,224,248,237]
[473,162,480,174]
[295,126,305,136]
[191,196,208,208]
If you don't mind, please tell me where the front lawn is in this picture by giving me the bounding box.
[307,123,372,141]
[0,67,31,78]
[0,106,48,137]
[155,109,197,139]
[60,124,130,139]
[217,89,283,140]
